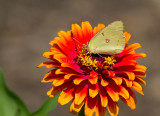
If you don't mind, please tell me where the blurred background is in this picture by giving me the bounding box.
[0,0,160,116]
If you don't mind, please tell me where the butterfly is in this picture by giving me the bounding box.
[86,21,126,55]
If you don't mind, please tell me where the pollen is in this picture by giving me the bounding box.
[77,47,116,71]
[78,55,98,70]
[103,56,116,70]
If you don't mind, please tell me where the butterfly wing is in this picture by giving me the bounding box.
[87,21,126,55]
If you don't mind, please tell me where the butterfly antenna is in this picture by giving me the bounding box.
[71,32,83,45]
[97,53,103,58]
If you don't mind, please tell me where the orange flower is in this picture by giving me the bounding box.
[38,21,147,116]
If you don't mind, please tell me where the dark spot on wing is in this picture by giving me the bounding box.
[102,33,104,36]
[106,39,110,43]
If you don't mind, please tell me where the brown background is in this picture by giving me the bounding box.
[0,0,160,116]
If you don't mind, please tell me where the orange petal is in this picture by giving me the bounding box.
[134,71,146,78]
[123,96,136,110]
[52,77,65,87]
[126,43,141,51]
[89,70,98,84]
[93,24,105,35]
[58,31,76,58]
[112,77,122,85]
[64,74,75,79]
[101,79,109,87]
[114,58,136,67]
[55,68,65,75]
[118,43,141,57]
[71,23,83,45]
[73,78,85,85]
[134,64,147,73]
[75,82,88,105]
[38,61,60,69]
[85,96,97,116]
[135,76,146,85]
[53,53,68,64]
[124,32,131,44]
[47,86,62,98]
[106,87,119,102]
[50,46,62,54]
[107,99,119,116]
[107,70,115,76]
[70,100,84,115]
[61,62,82,74]
[118,86,129,99]
[89,83,99,98]
[132,81,144,95]
[58,86,74,105]
[125,72,135,81]
[121,88,136,110]
[43,52,54,59]
[47,81,71,98]
[55,67,79,75]
[123,78,132,87]
[95,98,107,116]
[50,31,76,59]
[99,86,108,107]
[58,31,69,44]
[41,70,57,82]
[49,36,66,47]
[82,21,93,44]
[134,53,147,59]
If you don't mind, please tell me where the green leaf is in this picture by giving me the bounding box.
[78,105,85,116]
[0,69,30,116]
[31,93,60,116]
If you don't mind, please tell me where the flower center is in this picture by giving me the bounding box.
[76,49,116,72]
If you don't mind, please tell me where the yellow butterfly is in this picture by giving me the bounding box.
[87,21,126,55]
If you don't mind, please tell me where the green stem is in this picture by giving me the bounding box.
[78,105,85,116]
[31,93,60,116]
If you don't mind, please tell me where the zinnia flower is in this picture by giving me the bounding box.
[38,21,147,116]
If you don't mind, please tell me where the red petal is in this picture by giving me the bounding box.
[89,70,98,84]
[52,76,66,87]
[50,31,76,59]
[123,78,133,87]
[101,79,109,87]
[74,78,86,85]
[89,83,99,98]
[41,69,60,82]
[38,61,61,69]
[58,84,75,105]
[95,96,107,116]
[111,77,122,85]
[107,98,119,116]
[71,23,84,48]
[75,82,88,105]
[106,87,119,102]
[55,67,81,75]
[118,43,141,57]
[135,76,146,85]
[85,96,97,116]
[99,86,108,107]
[70,99,84,115]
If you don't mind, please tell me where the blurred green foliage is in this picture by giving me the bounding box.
[0,69,61,116]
